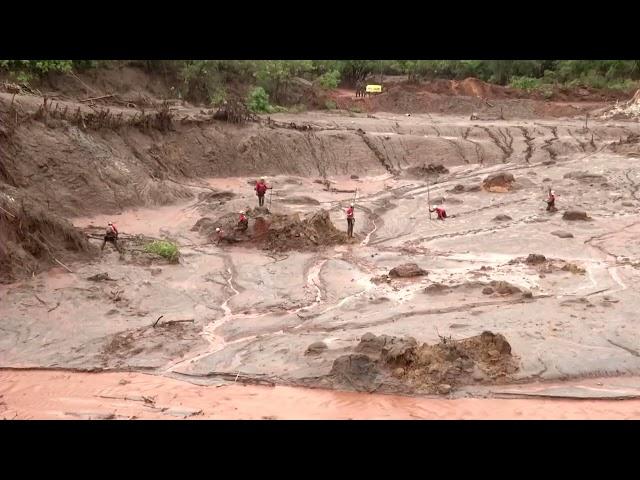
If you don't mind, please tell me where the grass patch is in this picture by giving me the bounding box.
[144,240,179,262]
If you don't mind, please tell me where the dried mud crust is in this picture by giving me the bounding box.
[320,331,518,395]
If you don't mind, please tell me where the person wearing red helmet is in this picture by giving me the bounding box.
[101,222,122,253]
[236,210,248,232]
[429,205,447,221]
[255,176,272,207]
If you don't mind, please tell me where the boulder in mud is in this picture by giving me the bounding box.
[437,384,452,395]
[493,214,512,222]
[406,164,449,178]
[388,263,427,278]
[350,174,359,180]
[489,281,521,295]
[526,253,547,265]
[551,230,574,238]
[482,172,515,192]
[305,341,328,355]
[563,209,590,221]
[622,201,635,207]
[425,283,450,294]
[482,287,494,295]
[329,353,381,391]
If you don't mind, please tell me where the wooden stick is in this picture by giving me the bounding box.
[80,94,115,103]
[0,205,16,218]
[53,258,73,273]
[153,315,164,327]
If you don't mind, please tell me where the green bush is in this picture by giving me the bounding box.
[247,86,271,113]
[317,70,341,89]
[144,240,179,262]
[509,76,543,92]
[325,99,337,110]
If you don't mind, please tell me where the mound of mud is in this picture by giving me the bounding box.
[405,163,449,178]
[513,255,585,274]
[482,172,515,192]
[563,209,590,221]
[448,183,481,194]
[192,208,347,252]
[424,279,521,296]
[280,196,321,205]
[260,209,349,252]
[388,263,427,278]
[327,331,518,395]
[551,230,574,238]
[0,188,93,283]
[493,214,512,222]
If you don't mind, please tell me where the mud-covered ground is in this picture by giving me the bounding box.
[2,108,640,402]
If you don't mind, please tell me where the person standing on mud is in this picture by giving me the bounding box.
[101,222,122,253]
[346,203,355,238]
[429,205,447,221]
[255,177,271,207]
[545,190,557,212]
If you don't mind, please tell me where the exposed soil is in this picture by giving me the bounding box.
[2,72,640,415]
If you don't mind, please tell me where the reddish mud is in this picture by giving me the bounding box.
[2,371,640,420]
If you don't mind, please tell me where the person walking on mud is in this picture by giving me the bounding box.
[101,222,122,253]
[545,189,557,212]
[255,177,271,207]
[429,205,447,221]
[346,202,355,238]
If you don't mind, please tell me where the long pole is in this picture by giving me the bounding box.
[269,187,273,208]
[427,177,432,220]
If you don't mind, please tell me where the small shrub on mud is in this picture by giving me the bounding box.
[247,86,272,113]
[325,99,337,110]
[509,76,542,92]
[316,70,341,90]
[144,240,179,262]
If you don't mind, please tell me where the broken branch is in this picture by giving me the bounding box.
[153,315,164,327]
[80,94,115,103]
[53,258,73,273]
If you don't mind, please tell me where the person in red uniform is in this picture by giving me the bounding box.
[545,190,556,212]
[255,176,271,207]
[236,210,248,232]
[429,205,447,221]
[101,221,122,252]
[346,202,355,238]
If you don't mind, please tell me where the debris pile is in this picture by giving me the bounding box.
[325,331,518,395]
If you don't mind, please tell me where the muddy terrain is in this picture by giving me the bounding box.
[2,77,640,417]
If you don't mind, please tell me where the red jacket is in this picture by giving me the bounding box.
[346,206,354,218]
[255,181,269,195]
[107,224,118,236]
[239,214,247,223]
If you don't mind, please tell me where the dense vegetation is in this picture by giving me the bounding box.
[2,60,639,105]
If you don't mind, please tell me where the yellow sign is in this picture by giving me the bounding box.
[366,84,382,93]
